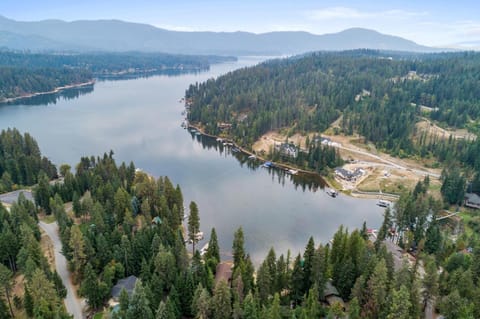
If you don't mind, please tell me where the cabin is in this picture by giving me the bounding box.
[322,280,345,310]
[465,193,480,209]
[215,262,233,286]
[110,275,138,301]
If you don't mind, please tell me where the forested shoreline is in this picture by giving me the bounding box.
[0,50,235,102]
[186,50,480,166]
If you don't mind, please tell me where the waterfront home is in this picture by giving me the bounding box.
[335,167,365,182]
[275,142,298,158]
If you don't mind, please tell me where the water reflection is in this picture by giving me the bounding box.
[187,129,328,193]
[0,68,209,107]
[96,67,209,81]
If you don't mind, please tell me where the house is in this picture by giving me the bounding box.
[465,193,480,209]
[275,143,298,158]
[110,275,138,301]
[215,262,233,286]
[335,167,365,182]
[322,280,345,310]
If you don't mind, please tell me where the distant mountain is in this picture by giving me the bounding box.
[0,15,443,55]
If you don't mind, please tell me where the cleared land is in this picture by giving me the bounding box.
[252,131,442,197]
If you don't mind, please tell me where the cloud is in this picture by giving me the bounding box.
[306,7,427,21]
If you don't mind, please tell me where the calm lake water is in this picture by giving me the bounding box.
[0,57,384,263]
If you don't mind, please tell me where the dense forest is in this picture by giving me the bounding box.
[0,66,92,101]
[0,130,479,318]
[0,50,235,101]
[0,128,57,192]
[185,50,480,162]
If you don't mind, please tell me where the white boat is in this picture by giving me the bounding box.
[287,169,298,175]
[216,138,223,142]
[248,155,256,160]
[326,188,338,198]
[377,200,391,208]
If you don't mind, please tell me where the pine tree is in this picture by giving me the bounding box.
[232,227,245,272]
[0,264,14,318]
[303,237,315,291]
[156,300,176,319]
[80,263,105,310]
[268,293,281,319]
[422,258,438,313]
[126,281,154,319]
[188,201,200,255]
[212,280,232,319]
[243,292,258,319]
[387,285,411,319]
[205,228,220,272]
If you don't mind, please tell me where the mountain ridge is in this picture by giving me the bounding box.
[0,15,445,54]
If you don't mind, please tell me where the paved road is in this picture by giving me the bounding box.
[39,221,85,319]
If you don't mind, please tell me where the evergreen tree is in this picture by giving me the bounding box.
[232,227,245,272]
[205,228,220,272]
[303,237,315,291]
[268,293,281,319]
[387,285,411,319]
[126,281,154,319]
[188,201,200,255]
[211,280,232,319]
[0,264,14,318]
[155,301,175,319]
[422,258,438,313]
[243,292,258,319]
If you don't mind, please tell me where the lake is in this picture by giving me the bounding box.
[0,57,384,263]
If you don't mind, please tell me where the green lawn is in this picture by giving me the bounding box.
[93,313,103,319]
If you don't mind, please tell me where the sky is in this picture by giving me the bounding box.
[1,0,480,48]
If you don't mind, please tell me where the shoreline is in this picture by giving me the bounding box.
[187,123,332,185]
[0,79,96,104]
[187,123,401,202]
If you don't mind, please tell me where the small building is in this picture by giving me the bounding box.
[152,216,162,225]
[465,193,480,209]
[215,262,233,286]
[111,275,138,301]
[322,280,345,310]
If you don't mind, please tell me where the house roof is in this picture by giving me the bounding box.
[323,280,340,298]
[215,262,233,285]
[465,193,480,205]
[111,275,138,299]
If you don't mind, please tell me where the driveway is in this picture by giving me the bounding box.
[39,221,85,319]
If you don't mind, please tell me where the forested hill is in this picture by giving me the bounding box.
[0,50,234,101]
[186,50,480,157]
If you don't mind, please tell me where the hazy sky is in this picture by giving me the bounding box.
[1,0,479,47]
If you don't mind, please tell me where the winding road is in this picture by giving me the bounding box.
[39,221,85,319]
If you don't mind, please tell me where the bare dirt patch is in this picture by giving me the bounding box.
[416,119,476,141]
